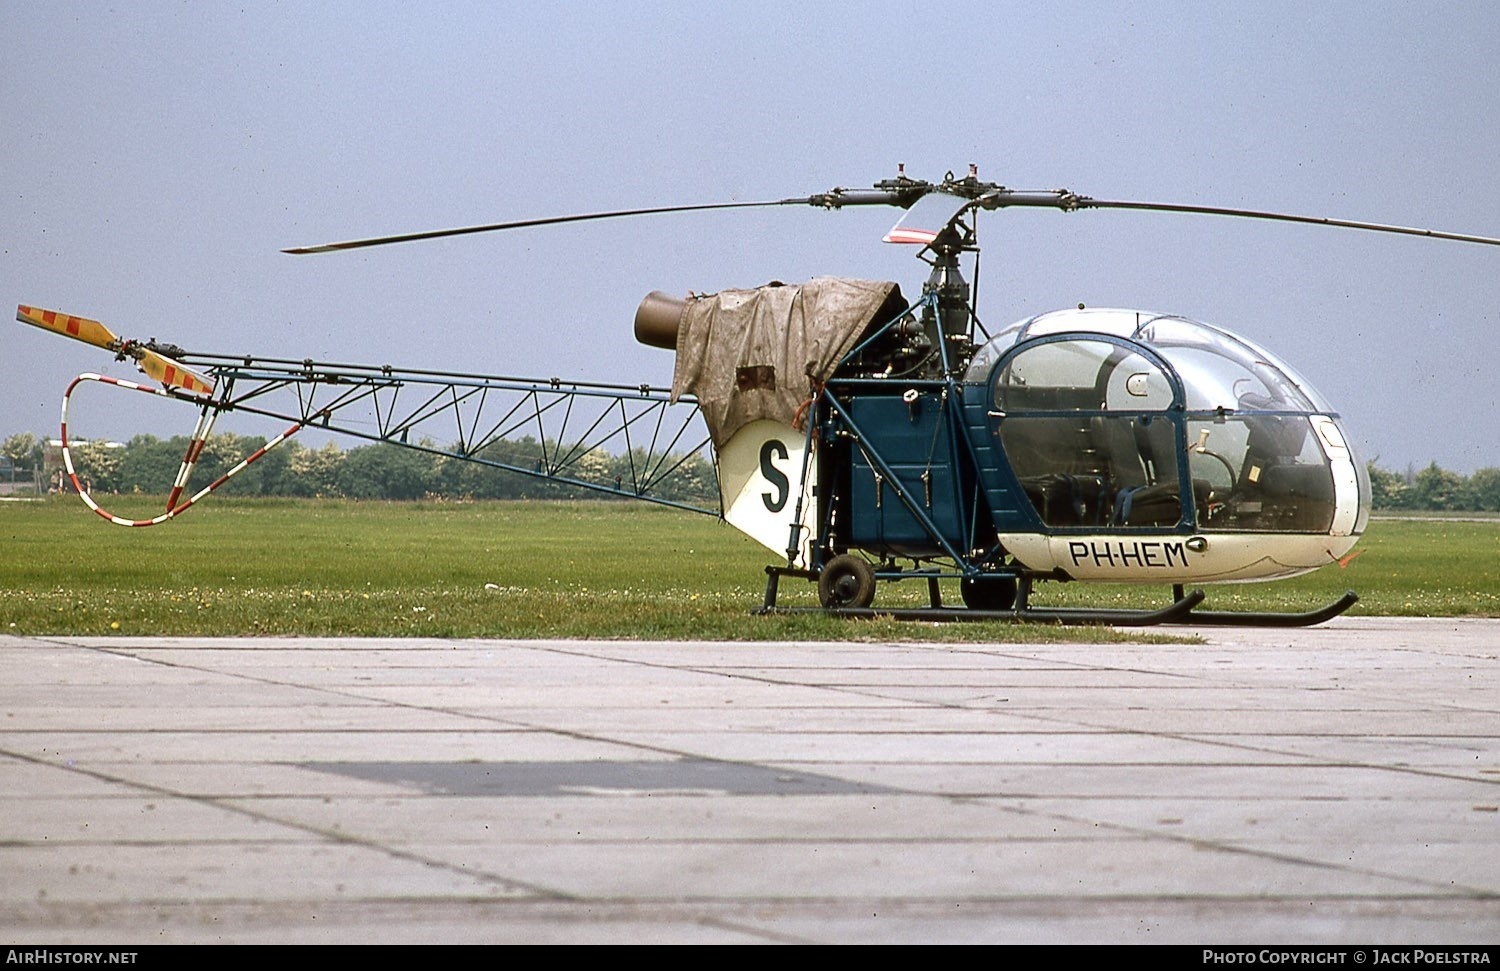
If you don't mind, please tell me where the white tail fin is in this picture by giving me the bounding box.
[716,420,818,569]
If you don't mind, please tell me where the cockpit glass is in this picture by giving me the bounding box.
[972,310,1349,535]
[968,310,1333,414]
[1132,317,1322,412]
[993,338,1173,412]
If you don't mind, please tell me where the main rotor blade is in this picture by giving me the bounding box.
[17,305,120,350]
[978,190,1500,247]
[282,198,820,254]
[1081,197,1500,246]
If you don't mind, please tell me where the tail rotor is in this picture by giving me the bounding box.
[17,305,216,397]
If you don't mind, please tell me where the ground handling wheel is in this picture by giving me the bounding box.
[960,575,1017,612]
[818,554,877,609]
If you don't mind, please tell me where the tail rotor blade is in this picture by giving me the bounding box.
[17,305,120,350]
[18,304,213,395]
[138,348,216,396]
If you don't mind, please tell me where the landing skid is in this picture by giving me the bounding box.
[755,566,1203,627]
[754,567,1358,628]
[758,591,1205,627]
[1172,585,1359,627]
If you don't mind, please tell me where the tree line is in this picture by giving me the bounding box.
[6,430,1500,511]
[1365,462,1500,512]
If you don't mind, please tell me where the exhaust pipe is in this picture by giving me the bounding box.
[634,291,687,350]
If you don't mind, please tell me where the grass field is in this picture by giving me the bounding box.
[1,496,1496,641]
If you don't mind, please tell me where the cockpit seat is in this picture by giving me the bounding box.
[1020,473,1109,526]
[1110,478,1214,527]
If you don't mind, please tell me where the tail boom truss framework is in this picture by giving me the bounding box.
[66,351,720,522]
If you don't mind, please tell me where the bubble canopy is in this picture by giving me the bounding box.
[964,307,1333,414]
[963,307,1368,541]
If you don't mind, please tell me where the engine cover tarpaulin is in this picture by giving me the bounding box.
[671,277,902,446]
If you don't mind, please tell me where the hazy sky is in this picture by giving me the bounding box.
[5,0,1498,472]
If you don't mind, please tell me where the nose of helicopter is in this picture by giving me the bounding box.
[1315,414,1371,540]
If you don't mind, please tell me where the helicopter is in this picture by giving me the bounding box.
[18,166,1500,626]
